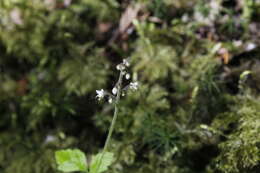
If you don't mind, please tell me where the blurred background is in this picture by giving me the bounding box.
[0,0,260,173]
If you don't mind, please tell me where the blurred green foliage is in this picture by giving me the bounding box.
[0,0,259,173]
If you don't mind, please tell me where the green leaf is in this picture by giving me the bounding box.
[55,149,87,172]
[89,152,114,173]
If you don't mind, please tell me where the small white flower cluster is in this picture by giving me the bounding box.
[129,82,138,90]
[96,89,105,101]
[96,58,139,103]
[116,59,130,71]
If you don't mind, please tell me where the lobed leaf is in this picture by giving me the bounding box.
[89,152,114,173]
[55,149,87,172]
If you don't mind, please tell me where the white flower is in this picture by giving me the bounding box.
[112,87,117,95]
[246,43,256,51]
[123,59,130,67]
[125,73,130,80]
[116,64,125,71]
[129,82,138,90]
[96,89,105,100]
[108,98,113,103]
[122,92,125,96]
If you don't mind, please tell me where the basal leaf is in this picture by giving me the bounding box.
[55,149,87,172]
[89,152,114,173]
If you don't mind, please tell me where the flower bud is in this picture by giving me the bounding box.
[112,87,118,95]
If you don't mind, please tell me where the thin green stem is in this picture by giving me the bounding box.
[95,71,123,173]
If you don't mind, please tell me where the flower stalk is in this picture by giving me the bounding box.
[103,70,123,152]
[96,70,124,173]
[95,58,138,173]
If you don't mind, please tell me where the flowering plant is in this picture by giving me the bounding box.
[55,58,138,173]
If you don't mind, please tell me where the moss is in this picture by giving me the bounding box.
[0,0,259,172]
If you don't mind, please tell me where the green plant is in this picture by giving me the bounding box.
[1,1,260,173]
[55,58,139,173]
